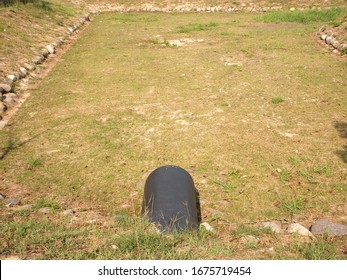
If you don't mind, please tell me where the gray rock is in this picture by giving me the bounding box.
[38,207,52,214]
[55,38,64,47]
[310,220,347,236]
[340,44,347,51]
[19,67,28,77]
[0,101,7,113]
[200,222,215,233]
[287,223,314,237]
[7,74,17,82]
[68,27,75,34]
[261,221,283,233]
[325,36,333,45]
[23,63,35,71]
[0,83,12,93]
[320,34,327,41]
[3,93,16,105]
[332,41,341,50]
[46,44,55,54]
[5,198,21,206]
[14,72,21,80]
[41,48,49,58]
[62,209,75,215]
[33,55,44,65]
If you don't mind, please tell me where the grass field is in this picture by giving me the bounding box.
[0,10,346,259]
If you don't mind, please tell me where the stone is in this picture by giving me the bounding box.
[55,38,64,47]
[68,27,75,34]
[261,221,283,233]
[19,67,28,77]
[325,36,333,45]
[7,74,17,82]
[41,48,49,58]
[3,93,16,105]
[339,44,347,51]
[290,7,296,11]
[0,193,5,199]
[0,101,7,113]
[332,41,341,50]
[33,55,44,65]
[0,83,12,93]
[38,207,52,214]
[287,223,314,237]
[200,222,215,233]
[46,44,55,54]
[310,220,347,236]
[14,72,21,80]
[5,198,21,206]
[62,209,75,215]
[320,34,327,41]
[23,63,35,71]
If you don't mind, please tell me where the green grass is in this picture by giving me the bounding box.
[296,237,339,260]
[177,22,218,33]
[255,7,347,23]
[272,96,285,104]
[1,11,347,259]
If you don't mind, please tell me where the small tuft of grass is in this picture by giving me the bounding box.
[32,198,60,212]
[27,157,42,169]
[296,238,338,260]
[281,197,305,220]
[272,96,285,104]
[255,7,347,24]
[177,22,218,33]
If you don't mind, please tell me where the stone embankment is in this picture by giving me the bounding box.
[0,14,91,125]
[317,26,347,54]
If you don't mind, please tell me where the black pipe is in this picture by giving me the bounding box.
[142,165,199,232]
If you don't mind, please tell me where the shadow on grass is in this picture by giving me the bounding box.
[0,128,49,160]
[334,121,347,163]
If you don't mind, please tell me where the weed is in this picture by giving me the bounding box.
[341,49,347,56]
[272,96,285,104]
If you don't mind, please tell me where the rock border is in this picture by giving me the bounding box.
[317,26,347,55]
[0,14,91,127]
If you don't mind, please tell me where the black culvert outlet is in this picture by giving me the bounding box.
[142,165,200,232]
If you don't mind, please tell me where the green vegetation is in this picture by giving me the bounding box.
[1,10,347,260]
[177,22,218,33]
[272,96,285,104]
[255,7,347,23]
